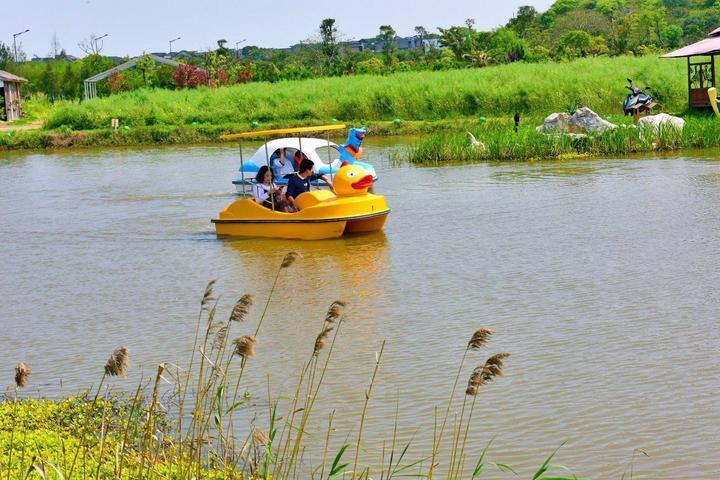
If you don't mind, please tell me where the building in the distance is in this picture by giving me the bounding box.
[0,70,28,121]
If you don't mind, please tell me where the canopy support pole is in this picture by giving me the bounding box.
[239,140,246,197]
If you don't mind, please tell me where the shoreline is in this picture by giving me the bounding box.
[4,114,720,166]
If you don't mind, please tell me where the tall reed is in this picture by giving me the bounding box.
[0,256,604,480]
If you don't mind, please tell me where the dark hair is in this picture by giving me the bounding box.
[299,158,314,174]
[298,158,315,173]
[256,165,274,183]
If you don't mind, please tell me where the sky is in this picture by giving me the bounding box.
[2,0,555,59]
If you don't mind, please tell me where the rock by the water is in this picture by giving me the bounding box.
[536,112,573,134]
[637,113,685,133]
[571,107,618,133]
[537,107,618,135]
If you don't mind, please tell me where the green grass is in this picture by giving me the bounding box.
[405,114,720,164]
[30,55,686,132]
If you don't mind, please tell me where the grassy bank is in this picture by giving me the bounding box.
[29,55,685,132]
[0,253,600,480]
[3,55,710,158]
[405,114,720,164]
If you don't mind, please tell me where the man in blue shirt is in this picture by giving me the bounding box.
[286,159,333,211]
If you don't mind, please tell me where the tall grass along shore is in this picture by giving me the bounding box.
[0,252,607,480]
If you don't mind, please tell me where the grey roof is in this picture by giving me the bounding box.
[0,70,28,82]
[84,54,200,83]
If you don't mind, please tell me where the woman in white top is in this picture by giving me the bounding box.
[253,165,290,212]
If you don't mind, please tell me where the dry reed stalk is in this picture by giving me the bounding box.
[318,410,336,480]
[279,302,347,479]
[254,252,301,338]
[454,353,511,480]
[280,252,301,268]
[428,328,492,480]
[467,328,493,350]
[233,335,256,359]
[313,326,334,357]
[179,279,218,469]
[14,363,29,388]
[230,294,254,323]
[139,364,165,478]
[104,346,129,377]
[351,340,386,480]
[252,429,270,446]
[201,279,217,312]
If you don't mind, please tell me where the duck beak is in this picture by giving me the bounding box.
[351,174,373,189]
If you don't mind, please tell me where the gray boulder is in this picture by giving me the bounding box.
[537,107,617,135]
[570,107,618,133]
[637,113,685,133]
[536,112,573,134]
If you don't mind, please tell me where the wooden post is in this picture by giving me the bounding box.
[687,56,692,110]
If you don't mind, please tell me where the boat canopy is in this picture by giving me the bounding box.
[244,137,340,167]
[220,124,347,140]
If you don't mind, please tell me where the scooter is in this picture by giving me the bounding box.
[623,78,654,116]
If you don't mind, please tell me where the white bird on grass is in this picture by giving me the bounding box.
[467,131,486,151]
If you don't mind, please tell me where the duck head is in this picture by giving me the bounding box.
[333,162,373,197]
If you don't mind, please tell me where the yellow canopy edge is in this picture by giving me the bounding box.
[220,124,347,139]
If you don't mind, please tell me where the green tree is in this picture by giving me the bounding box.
[438,25,477,61]
[136,53,155,86]
[0,42,12,69]
[39,62,60,100]
[216,39,230,57]
[319,18,340,73]
[378,25,397,66]
[662,24,684,48]
[507,6,538,37]
[414,26,429,54]
[489,28,528,62]
[557,30,593,57]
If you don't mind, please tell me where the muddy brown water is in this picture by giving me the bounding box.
[1,139,719,478]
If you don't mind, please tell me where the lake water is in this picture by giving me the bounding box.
[1,139,718,479]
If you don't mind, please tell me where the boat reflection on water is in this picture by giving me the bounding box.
[220,230,389,304]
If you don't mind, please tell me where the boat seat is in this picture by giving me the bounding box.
[295,190,336,210]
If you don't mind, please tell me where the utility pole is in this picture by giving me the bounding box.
[169,37,181,56]
[235,39,246,59]
[13,29,29,63]
[93,33,108,54]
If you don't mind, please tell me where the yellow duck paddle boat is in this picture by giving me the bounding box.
[213,163,390,240]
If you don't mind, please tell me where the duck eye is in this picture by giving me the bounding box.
[347,171,356,177]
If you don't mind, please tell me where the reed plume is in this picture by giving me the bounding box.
[201,279,218,311]
[14,362,29,388]
[467,328,493,350]
[325,300,347,324]
[104,346,129,377]
[233,335,256,359]
[229,294,254,322]
[280,252,301,269]
[252,429,270,445]
[465,353,510,395]
[313,326,334,356]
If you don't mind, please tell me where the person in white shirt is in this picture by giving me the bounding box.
[253,165,290,212]
[272,148,296,178]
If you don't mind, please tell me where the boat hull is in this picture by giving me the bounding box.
[212,192,390,240]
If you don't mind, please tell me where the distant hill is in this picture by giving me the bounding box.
[505,0,720,56]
